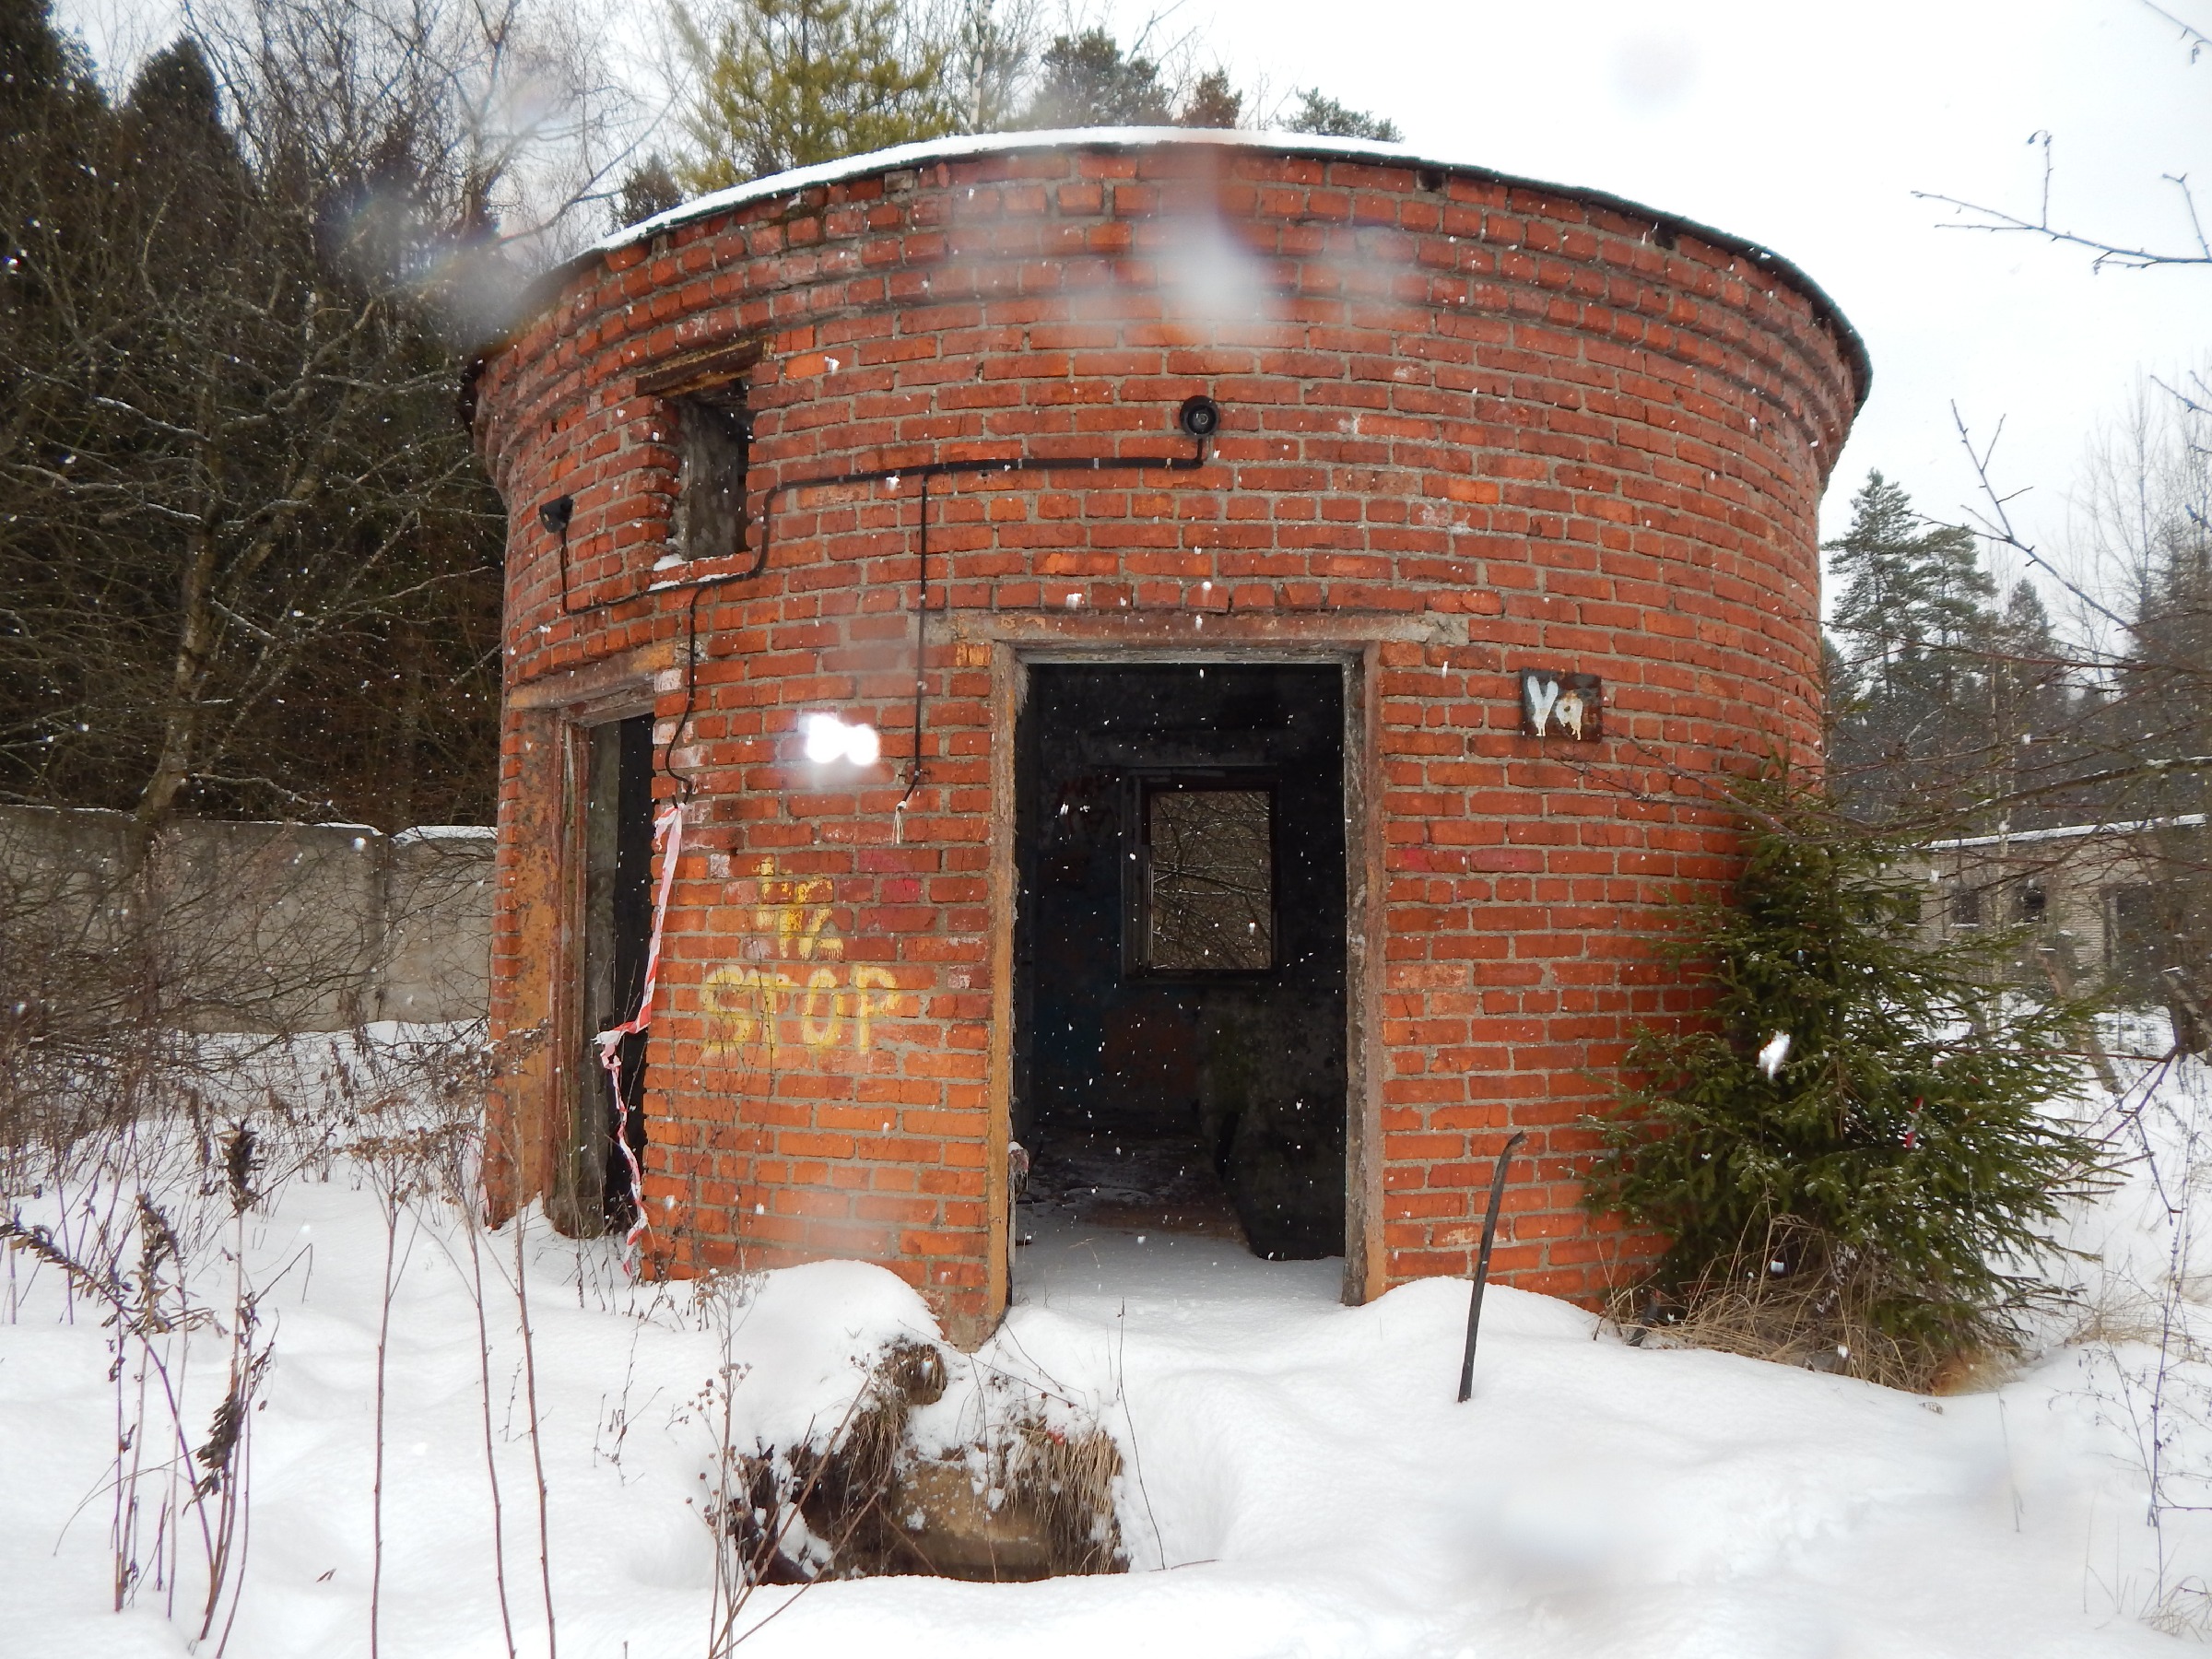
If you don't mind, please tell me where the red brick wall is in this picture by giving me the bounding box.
[472,136,1865,1343]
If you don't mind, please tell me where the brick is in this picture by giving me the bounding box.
[476,133,1861,1346]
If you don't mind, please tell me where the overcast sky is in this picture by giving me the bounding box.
[59,0,2207,588]
[1124,0,2210,574]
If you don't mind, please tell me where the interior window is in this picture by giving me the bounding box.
[1142,786,1274,971]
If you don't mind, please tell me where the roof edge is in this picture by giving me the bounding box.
[480,127,1869,414]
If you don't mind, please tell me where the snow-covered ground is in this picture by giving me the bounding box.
[2,1023,2206,1656]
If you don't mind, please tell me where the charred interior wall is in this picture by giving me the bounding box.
[471,133,1866,1343]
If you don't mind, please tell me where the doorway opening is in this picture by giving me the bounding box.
[561,711,654,1235]
[1012,663,1348,1274]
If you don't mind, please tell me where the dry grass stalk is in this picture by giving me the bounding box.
[1606,1218,1986,1394]
[996,1414,1124,1577]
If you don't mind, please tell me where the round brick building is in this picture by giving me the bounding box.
[468,129,1867,1344]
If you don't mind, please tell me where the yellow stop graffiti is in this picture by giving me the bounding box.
[701,861,903,1057]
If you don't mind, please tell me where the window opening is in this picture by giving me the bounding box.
[1139,784,1275,972]
[2110,883,2160,990]
[676,387,748,561]
[1948,884,1983,928]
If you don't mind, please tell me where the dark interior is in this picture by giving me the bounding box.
[1013,664,1347,1260]
[582,712,653,1230]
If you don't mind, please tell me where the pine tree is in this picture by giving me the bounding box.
[1583,792,2103,1385]
[1830,473,1993,680]
[673,0,955,190]
[1176,67,1241,129]
[1825,470,2001,823]
[612,154,683,231]
[1014,29,1255,130]
[1281,87,1400,142]
[1018,26,1174,127]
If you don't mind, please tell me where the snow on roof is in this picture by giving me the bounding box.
[496,128,1868,405]
[1928,814,2207,853]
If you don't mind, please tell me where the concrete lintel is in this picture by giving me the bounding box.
[504,639,679,712]
[943,609,1463,651]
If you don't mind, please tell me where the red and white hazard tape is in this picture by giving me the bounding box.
[594,801,685,1256]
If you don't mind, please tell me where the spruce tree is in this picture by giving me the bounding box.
[1978,578,2086,830]
[1282,88,1400,142]
[2097,432,2212,1038]
[2113,463,2212,824]
[1584,792,2103,1385]
[673,0,955,190]
[1018,27,1174,127]
[1825,470,2001,823]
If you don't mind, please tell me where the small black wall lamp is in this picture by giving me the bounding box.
[1178,395,1221,440]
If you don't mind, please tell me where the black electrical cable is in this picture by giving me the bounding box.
[532,418,1214,801]
[532,404,1214,1253]
[899,471,931,811]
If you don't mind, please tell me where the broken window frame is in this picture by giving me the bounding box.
[635,337,762,562]
[1948,884,1983,929]
[1122,771,1280,980]
[2109,882,2163,989]
[672,390,749,560]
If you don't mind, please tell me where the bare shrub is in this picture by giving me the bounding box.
[0,861,493,1646]
[2068,1048,2212,1638]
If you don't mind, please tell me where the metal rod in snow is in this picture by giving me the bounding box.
[1456,1130,1527,1403]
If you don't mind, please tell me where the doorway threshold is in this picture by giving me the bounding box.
[1011,1133,1343,1331]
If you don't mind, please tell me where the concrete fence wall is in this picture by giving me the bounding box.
[0,806,493,1032]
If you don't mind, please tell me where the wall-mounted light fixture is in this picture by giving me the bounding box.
[1178,395,1221,440]
[538,494,574,537]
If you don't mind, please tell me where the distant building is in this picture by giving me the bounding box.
[1921,816,2210,1003]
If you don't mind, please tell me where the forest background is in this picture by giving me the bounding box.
[3,0,2207,878]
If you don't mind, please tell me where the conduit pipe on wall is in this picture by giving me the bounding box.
[534,404,1218,799]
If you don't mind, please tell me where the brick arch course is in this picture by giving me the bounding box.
[473,134,1865,1344]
